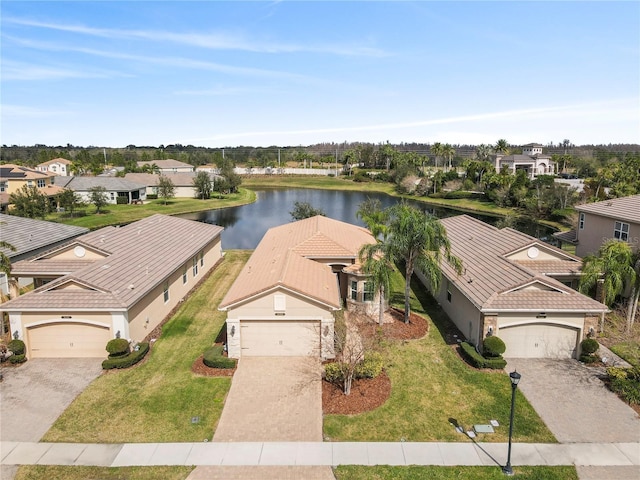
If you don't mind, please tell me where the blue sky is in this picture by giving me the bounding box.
[2,1,639,148]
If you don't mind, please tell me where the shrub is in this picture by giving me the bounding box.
[581,338,599,355]
[9,353,27,364]
[202,345,236,369]
[483,336,506,358]
[460,342,506,370]
[146,194,158,200]
[611,377,640,405]
[106,338,130,357]
[102,342,149,369]
[116,196,128,205]
[579,354,599,363]
[8,339,25,356]
[355,352,384,379]
[484,357,507,369]
[324,362,345,384]
[607,366,630,380]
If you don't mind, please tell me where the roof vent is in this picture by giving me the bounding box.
[128,284,135,290]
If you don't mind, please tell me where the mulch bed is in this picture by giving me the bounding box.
[357,308,429,340]
[191,354,236,377]
[322,371,391,415]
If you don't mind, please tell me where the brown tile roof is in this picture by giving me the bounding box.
[37,158,72,167]
[553,229,578,244]
[0,164,54,181]
[1,215,223,311]
[137,159,194,169]
[219,216,376,309]
[439,215,607,313]
[575,195,640,224]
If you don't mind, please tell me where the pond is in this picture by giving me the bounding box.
[178,189,556,249]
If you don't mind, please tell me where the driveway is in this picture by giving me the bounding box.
[505,358,640,443]
[0,358,103,442]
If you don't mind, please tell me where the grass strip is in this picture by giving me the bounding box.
[334,465,578,480]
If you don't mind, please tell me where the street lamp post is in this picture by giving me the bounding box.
[503,370,521,476]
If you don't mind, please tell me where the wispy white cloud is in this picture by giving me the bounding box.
[4,17,388,57]
[0,60,121,81]
[174,85,279,96]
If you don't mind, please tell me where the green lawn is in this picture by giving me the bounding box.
[324,273,556,443]
[46,189,256,229]
[41,251,251,443]
[15,466,193,480]
[334,466,578,480]
[610,342,640,367]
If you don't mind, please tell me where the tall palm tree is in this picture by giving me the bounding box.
[495,139,510,155]
[356,198,389,240]
[431,142,443,169]
[385,203,462,323]
[358,242,393,326]
[1,222,16,304]
[579,240,637,330]
[475,144,493,161]
[443,144,456,171]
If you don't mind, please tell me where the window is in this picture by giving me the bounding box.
[579,213,585,230]
[446,279,452,303]
[614,221,630,241]
[182,266,187,284]
[163,281,169,303]
[200,251,204,267]
[363,282,374,302]
[110,192,115,200]
[350,280,358,301]
[0,182,6,192]
[37,179,46,188]
[193,257,198,276]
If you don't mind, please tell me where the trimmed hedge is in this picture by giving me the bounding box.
[102,342,149,369]
[106,338,130,357]
[116,196,128,205]
[581,338,599,355]
[483,336,506,358]
[8,339,25,356]
[460,342,507,370]
[203,345,236,369]
[9,353,27,364]
[146,194,158,200]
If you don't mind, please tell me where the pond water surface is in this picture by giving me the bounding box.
[179,189,555,249]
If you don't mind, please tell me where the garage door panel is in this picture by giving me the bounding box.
[241,321,320,356]
[28,322,111,358]
[500,323,578,359]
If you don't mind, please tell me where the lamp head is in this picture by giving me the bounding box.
[509,370,521,386]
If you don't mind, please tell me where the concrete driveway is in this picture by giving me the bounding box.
[505,358,640,443]
[0,358,103,442]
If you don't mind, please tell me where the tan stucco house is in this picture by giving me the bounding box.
[137,159,194,173]
[1,214,223,358]
[425,215,607,359]
[495,143,556,179]
[124,172,222,198]
[36,158,73,176]
[219,216,376,359]
[54,176,147,205]
[0,164,64,209]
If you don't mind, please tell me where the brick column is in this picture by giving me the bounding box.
[481,314,498,341]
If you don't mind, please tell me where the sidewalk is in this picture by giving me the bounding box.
[2,441,639,468]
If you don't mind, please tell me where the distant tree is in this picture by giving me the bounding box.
[431,142,443,169]
[475,144,493,162]
[290,201,325,221]
[88,186,109,213]
[193,171,212,199]
[9,185,48,218]
[57,188,84,217]
[494,139,511,155]
[156,175,176,205]
[442,144,456,171]
[221,165,242,193]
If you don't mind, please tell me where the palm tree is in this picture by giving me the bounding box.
[443,144,455,171]
[385,203,462,323]
[475,144,493,162]
[1,223,16,304]
[356,198,389,240]
[494,139,510,155]
[358,242,393,326]
[431,142,443,170]
[579,240,637,331]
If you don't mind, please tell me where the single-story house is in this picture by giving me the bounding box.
[424,215,607,359]
[137,159,194,173]
[555,195,640,257]
[1,214,223,358]
[55,176,146,204]
[219,215,377,359]
[124,172,222,198]
[494,143,556,179]
[36,158,73,176]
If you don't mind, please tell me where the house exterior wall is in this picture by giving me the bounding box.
[496,312,584,331]
[433,275,482,345]
[225,288,335,360]
[127,236,222,342]
[576,211,640,257]
[75,188,147,205]
[4,174,56,195]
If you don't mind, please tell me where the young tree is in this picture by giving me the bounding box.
[386,203,462,323]
[290,201,325,221]
[156,175,176,205]
[88,186,109,214]
[9,185,48,218]
[193,171,212,199]
[57,188,84,217]
[356,198,389,240]
[0,224,16,288]
[358,242,393,325]
[579,240,639,331]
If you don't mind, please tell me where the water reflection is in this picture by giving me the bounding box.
[179,189,554,250]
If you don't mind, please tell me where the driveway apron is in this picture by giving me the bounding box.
[505,359,640,443]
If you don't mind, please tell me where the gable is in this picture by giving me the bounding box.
[47,279,100,292]
[39,242,110,261]
[505,242,578,262]
[503,279,568,295]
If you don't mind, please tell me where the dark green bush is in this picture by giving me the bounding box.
[580,353,599,364]
[202,345,236,369]
[483,336,506,358]
[611,377,640,405]
[146,194,158,200]
[581,338,599,355]
[460,342,506,369]
[9,353,27,364]
[444,191,475,199]
[106,338,130,357]
[115,196,128,205]
[8,339,25,356]
[102,342,149,369]
[354,352,384,379]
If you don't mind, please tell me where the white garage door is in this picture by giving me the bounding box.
[28,322,111,358]
[500,323,578,359]
[241,321,320,356]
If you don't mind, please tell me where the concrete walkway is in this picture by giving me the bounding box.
[2,441,639,468]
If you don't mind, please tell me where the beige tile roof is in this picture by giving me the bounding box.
[219,216,376,309]
[0,164,54,181]
[575,195,640,224]
[137,159,194,169]
[1,215,223,311]
[440,215,607,313]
